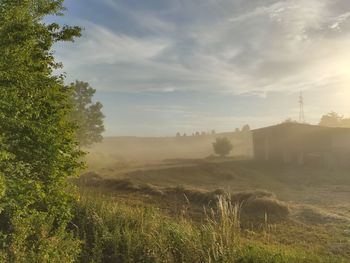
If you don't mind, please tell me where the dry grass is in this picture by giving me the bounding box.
[72,190,346,263]
[76,159,350,260]
[293,205,349,225]
[76,170,350,228]
[77,173,291,224]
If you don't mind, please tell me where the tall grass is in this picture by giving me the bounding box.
[72,191,344,263]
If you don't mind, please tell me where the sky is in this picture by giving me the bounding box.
[54,0,350,136]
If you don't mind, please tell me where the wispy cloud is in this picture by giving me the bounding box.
[54,0,350,135]
[56,0,350,95]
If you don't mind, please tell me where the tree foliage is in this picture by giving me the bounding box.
[213,137,233,157]
[241,124,251,133]
[70,81,105,147]
[282,118,297,124]
[319,112,350,128]
[0,0,82,260]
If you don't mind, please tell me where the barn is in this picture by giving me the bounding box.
[252,123,350,166]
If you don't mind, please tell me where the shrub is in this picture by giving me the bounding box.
[213,137,233,157]
[0,1,82,261]
[0,212,80,263]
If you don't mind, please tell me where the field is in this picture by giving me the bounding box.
[77,136,350,262]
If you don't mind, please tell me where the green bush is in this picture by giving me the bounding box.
[213,137,233,157]
[0,1,82,261]
[0,212,80,263]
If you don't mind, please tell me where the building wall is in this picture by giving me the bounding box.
[252,124,338,166]
[331,133,350,167]
[332,133,350,149]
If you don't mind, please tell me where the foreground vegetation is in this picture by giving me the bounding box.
[0,1,83,261]
[72,190,346,263]
[0,1,348,262]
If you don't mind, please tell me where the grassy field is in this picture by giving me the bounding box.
[73,190,347,262]
[77,138,350,262]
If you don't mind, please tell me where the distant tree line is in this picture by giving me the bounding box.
[176,125,250,138]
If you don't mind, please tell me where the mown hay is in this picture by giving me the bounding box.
[241,196,290,222]
[77,172,290,223]
[78,172,165,195]
[294,206,348,224]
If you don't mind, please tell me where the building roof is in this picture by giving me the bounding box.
[252,122,350,134]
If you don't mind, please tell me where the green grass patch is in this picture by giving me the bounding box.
[72,191,345,263]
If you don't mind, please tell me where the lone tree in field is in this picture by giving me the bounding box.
[213,137,233,157]
[71,80,105,147]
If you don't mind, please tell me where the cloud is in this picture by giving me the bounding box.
[330,12,350,30]
[56,0,350,96]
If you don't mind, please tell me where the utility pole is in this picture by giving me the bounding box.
[299,91,305,123]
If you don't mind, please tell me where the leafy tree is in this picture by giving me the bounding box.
[319,112,343,127]
[70,81,105,147]
[213,137,233,157]
[319,112,350,128]
[0,0,82,260]
[241,124,251,133]
[282,118,297,124]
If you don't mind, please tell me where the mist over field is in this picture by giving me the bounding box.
[87,130,253,164]
[1,0,350,262]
